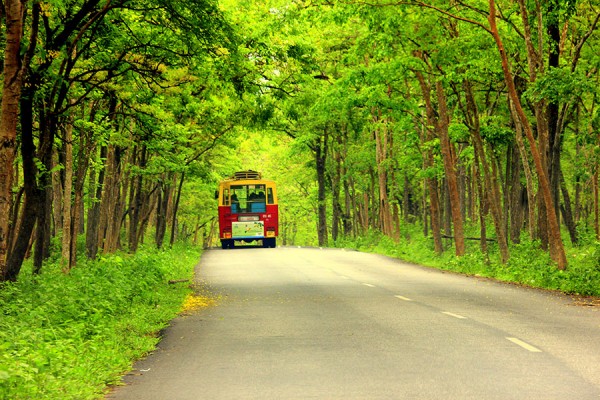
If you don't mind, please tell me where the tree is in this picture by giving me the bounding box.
[0,0,28,280]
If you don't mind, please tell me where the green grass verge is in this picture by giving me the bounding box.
[0,244,201,400]
[334,226,600,297]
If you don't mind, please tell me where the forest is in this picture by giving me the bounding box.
[0,0,598,279]
[0,0,599,397]
[1,0,597,280]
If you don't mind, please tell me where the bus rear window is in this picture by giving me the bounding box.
[230,184,266,213]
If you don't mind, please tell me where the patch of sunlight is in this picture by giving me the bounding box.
[180,293,216,314]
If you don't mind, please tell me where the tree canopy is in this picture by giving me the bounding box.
[1,0,599,282]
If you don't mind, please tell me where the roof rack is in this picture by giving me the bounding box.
[232,170,262,180]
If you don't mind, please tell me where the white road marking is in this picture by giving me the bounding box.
[340,276,350,280]
[442,311,467,319]
[362,283,375,287]
[506,337,542,352]
[394,295,413,301]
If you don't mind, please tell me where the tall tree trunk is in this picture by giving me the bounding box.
[4,86,40,281]
[559,170,577,245]
[33,114,56,273]
[61,114,74,272]
[374,112,393,237]
[0,0,27,280]
[415,72,443,254]
[315,129,329,247]
[169,171,185,247]
[155,178,171,249]
[463,80,509,262]
[70,128,91,267]
[509,99,536,240]
[52,149,64,235]
[129,145,146,252]
[436,81,465,256]
[594,170,599,240]
[488,0,568,269]
[331,143,342,242]
[86,146,104,259]
[98,145,124,253]
[473,149,488,253]
[507,144,525,244]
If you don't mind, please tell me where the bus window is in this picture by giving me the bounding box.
[231,185,247,213]
[223,189,230,205]
[267,188,274,204]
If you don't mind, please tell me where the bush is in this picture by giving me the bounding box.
[0,244,201,400]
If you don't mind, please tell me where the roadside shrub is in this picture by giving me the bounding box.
[0,244,200,400]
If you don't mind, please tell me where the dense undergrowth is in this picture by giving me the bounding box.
[0,244,201,400]
[335,225,600,297]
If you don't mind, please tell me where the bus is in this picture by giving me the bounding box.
[216,170,278,249]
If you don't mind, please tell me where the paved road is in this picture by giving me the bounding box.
[108,247,600,399]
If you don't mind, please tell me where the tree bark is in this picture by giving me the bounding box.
[415,92,443,253]
[436,81,465,256]
[315,128,329,247]
[169,171,185,247]
[86,146,104,259]
[61,113,74,272]
[463,80,509,262]
[0,0,26,280]
[374,110,393,237]
[488,0,567,269]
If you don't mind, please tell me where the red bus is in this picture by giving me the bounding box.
[216,171,278,249]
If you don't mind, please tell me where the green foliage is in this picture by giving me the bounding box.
[0,245,200,399]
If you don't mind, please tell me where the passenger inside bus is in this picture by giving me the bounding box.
[231,193,239,213]
[248,190,266,212]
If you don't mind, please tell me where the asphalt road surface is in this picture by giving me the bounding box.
[108,247,600,399]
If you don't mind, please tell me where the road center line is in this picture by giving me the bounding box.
[506,337,542,352]
[362,283,375,288]
[394,295,413,301]
[442,311,467,319]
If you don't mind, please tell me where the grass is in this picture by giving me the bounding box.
[0,244,202,400]
[334,225,600,297]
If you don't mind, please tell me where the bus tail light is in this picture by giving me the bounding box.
[224,230,232,239]
[266,228,275,237]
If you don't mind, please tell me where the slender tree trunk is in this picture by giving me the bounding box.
[374,113,393,237]
[415,73,443,254]
[473,149,488,253]
[4,87,40,281]
[52,149,64,235]
[34,114,56,273]
[155,178,171,249]
[86,146,104,259]
[331,144,342,242]
[0,0,26,280]
[129,146,147,252]
[315,129,329,247]
[436,81,465,256]
[508,144,525,244]
[61,114,74,272]
[464,80,509,261]
[70,129,90,268]
[488,0,568,269]
[509,99,536,240]
[169,171,185,247]
[100,145,124,253]
[559,170,577,245]
[594,170,599,240]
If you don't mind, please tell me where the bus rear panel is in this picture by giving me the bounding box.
[217,171,278,249]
